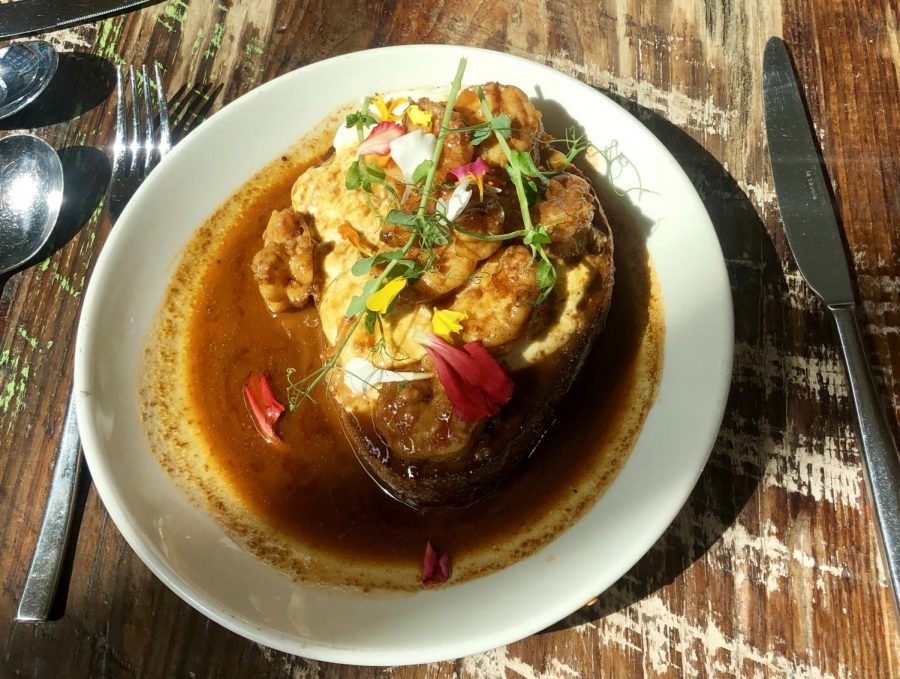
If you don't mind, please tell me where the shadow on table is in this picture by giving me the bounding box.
[46,463,94,620]
[0,52,115,131]
[544,92,788,632]
[42,146,111,257]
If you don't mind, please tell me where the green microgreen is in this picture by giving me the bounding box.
[474,86,557,304]
[345,111,377,128]
[450,112,512,145]
[412,159,433,184]
[364,310,379,334]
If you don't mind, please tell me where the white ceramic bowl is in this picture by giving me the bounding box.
[76,45,732,665]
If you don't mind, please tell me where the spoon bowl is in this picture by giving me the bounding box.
[0,41,58,120]
[0,134,64,275]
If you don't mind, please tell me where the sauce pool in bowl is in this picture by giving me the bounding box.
[140,109,664,590]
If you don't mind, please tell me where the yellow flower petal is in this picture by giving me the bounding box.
[407,104,434,128]
[372,94,409,122]
[469,172,485,201]
[431,308,468,342]
[366,277,407,314]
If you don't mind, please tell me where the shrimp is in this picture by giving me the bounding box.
[374,377,481,461]
[411,197,505,300]
[530,171,596,259]
[455,83,544,167]
[251,209,317,313]
[454,245,540,348]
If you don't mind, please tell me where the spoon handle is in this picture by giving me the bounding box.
[15,387,82,622]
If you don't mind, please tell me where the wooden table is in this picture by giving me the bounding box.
[2,1,899,676]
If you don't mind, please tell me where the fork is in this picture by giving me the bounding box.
[15,66,217,623]
[107,64,171,223]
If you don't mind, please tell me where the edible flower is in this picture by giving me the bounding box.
[419,332,514,422]
[448,157,490,200]
[422,541,450,585]
[431,308,468,342]
[366,277,407,314]
[436,177,473,221]
[406,104,433,128]
[343,357,430,395]
[357,121,405,157]
[371,94,409,121]
[243,372,286,444]
[389,128,437,182]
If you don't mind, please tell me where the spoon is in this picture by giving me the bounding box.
[0,41,58,120]
[0,135,64,276]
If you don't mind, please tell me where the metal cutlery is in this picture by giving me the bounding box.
[0,41,58,120]
[0,0,164,41]
[107,64,172,222]
[0,135,63,276]
[763,36,900,615]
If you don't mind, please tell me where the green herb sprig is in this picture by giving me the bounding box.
[474,87,557,304]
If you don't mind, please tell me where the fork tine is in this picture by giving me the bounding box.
[112,65,126,170]
[155,64,171,159]
[128,65,140,174]
[141,65,156,175]
[141,64,156,177]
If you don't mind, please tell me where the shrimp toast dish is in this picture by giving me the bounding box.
[254,76,614,507]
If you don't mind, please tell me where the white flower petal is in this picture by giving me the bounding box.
[343,357,430,395]
[437,178,473,221]
[389,129,436,182]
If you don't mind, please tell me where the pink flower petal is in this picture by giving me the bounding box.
[420,333,514,422]
[422,541,451,584]
[357,121,405,157]
[448,156,490,182]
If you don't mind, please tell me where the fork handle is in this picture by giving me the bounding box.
[15,387,82,623]
[830,304,900,618]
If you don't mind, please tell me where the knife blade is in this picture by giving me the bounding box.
[763,36,900,617]
[0,0,163,41]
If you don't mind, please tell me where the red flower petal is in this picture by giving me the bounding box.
[422,541,451,584]
[243,372,285,444]
[420,333,514,422]
[357,121,405,157]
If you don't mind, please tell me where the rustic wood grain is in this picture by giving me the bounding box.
[1,0,899,676]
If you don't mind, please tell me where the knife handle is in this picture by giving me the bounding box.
[830,304,900,615]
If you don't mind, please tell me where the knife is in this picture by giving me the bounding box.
[0,0,163,41]
[763,36,900,615]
